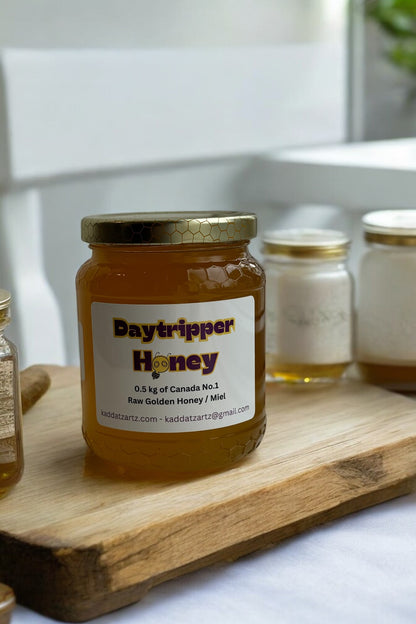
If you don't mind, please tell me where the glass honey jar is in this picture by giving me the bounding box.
[76,212,266,477]
[263,229,353,385]
[0,290,24,496]
[357,210,416,390]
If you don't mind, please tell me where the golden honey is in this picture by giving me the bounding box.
[263,229,353,385]
[76,212,266,477]
[0,291,23,496]
[357,210,416,390]
[266,361,349,385]
[358,363,416,390]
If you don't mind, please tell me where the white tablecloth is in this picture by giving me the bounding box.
[13,489,416,624]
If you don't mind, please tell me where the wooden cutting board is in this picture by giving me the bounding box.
[1,367,416,623]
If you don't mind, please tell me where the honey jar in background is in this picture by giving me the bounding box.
[0,290,24,496]
[357,210,416,390]
[76,212,266,477]
[263,229,353,385]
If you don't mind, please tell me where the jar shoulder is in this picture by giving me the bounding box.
[264,263,351,281]
[76,250,264,297]
[359,247,416,274]
[0,333,17,359]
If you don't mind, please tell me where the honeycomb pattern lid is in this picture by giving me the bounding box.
[81,212,257,245]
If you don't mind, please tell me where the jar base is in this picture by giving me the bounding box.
[266,361,349,386]
[358,362,416,391]
[0,456,23,496]
[83,417,266,479]
[84,450,249,481]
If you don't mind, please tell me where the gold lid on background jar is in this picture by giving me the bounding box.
[0,289,11,310]
[363,210,416,246]
[0,290,11,326]
[262,228,350,259]
[81,212,257,245]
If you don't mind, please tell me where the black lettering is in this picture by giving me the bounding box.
[133,350,153,372]
[114,318,128,336]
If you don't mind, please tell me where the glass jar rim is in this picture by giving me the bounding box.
[363,210,416,245]
[262,228,350,258]
[0,289,11,311]
[81,211,257,245]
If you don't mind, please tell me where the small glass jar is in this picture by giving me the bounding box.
[0,583,15,624]
[76,212,266,477]
[0,290,24,496]
[357,210,416,390]
[263,229,353,384]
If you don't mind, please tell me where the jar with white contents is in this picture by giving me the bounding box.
[263,229,353,384]
[357,210,416,390]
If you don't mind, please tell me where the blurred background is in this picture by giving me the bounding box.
[1,0,414,366]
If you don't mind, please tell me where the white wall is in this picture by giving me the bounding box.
[0,0,348,365]
[0,0,344,48]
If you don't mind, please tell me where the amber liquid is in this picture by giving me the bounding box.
[76,243,266,477]
[358,362,416,390]
[267,357,349,385]
[0,434,23,497]
[0,348,23,496]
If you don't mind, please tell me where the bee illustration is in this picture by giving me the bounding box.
[151,353,170,379]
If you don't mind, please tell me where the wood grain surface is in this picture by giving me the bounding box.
[0,582,15,624]
[20,365,51,414]
[1,367,416,622]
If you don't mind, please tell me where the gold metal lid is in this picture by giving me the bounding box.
[363,210,416,245]
[0,290,11,326]
[0,289,11,310]
[262,228,350,258]
[81,212,257,245]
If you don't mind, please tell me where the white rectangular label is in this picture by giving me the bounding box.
[91,297,255,432]
[0,359,15,441]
